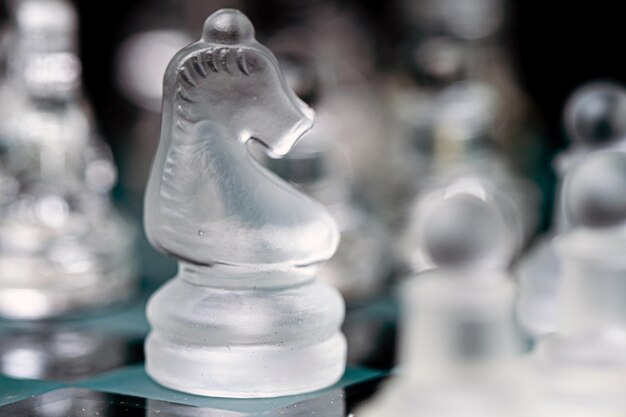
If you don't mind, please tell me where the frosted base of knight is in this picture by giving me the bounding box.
[145,262,347,398]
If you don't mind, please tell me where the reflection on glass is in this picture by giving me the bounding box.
[265,389,345,417]
[0,389,126,417]
[0,324,134,381]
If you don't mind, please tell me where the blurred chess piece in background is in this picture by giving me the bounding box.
[0,0,136,319]
[397,81,537,276]
[0,322,132,382]
[556,81,626,230]
[516,81,626,338]
[378,0,539,237]
[529,152,626,416]
[358,191,532,417]
[402,174,523,273]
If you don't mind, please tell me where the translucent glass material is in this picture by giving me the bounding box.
[358,270,529,417]
[530,153,626,416]
[0,325,129,381]
[390,81,538,274]
[0,0,136,319]
[144,9,346,397]
[562,152,626,229]
[564,82,626,147]
[266,82,392,304]
[518,82,626,336]
[402,178,522,272]
[555,81,626,229]
[358,192,531,416]
[400,0,504,41]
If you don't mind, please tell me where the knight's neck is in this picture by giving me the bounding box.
[164,117,291,198]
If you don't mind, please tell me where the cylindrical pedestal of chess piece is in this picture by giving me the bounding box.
[530,152,626,416]
[145,263,346,398]
[531,230,626,417]
[402,270,521,379]
[557,232,626,336]
[358,192,534,417]
[358,270,531,417]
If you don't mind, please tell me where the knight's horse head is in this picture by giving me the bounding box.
[167,9,315,157]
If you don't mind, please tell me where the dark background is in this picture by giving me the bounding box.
[3,0,622,157]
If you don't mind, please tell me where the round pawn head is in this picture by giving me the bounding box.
[421,194,507,269]
[14,0,77,50]
[10,0,80,98]
[202,9,254,44]
[564,81,626,146]
[563,152,626,228]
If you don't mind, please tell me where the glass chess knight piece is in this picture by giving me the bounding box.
[357,192,532,417]
[516,81,626,337]
[0,0,136,319]
[529,152,626,417]
[143,9,347,397]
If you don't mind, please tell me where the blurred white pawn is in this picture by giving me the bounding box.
[556,81,626,229]
[517,81,626,337]
[402,175,523,273]
[396,81,538,274]
[358,192,533,417]
[529,152,626,417]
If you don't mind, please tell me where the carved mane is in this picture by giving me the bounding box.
[175,47,250,102]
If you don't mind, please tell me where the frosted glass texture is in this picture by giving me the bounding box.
[403,178,522,272]
[143,9,346,398]
[358,194,530,417]
[517,82,626,337]
[530,152,626,416]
